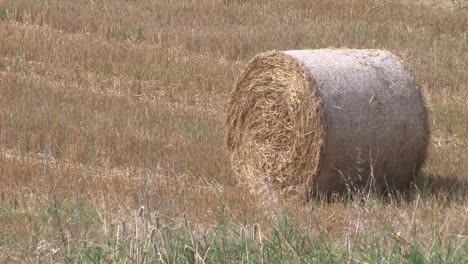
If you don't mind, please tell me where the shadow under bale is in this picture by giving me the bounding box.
[412,172,467,202]
[309,171,467,204]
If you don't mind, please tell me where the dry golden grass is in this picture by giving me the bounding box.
[0,0,467,261]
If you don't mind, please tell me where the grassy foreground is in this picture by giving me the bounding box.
[0,0,467,262]
[2,196,466,263]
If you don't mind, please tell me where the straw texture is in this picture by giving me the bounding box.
[227,49,429,198]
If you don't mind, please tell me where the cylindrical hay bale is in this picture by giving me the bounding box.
[226,49,429,197]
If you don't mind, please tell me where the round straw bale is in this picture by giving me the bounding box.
[226,49,429,198]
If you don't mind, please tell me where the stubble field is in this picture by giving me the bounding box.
[0,0,467,262]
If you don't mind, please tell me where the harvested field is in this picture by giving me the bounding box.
[0,0,466,262]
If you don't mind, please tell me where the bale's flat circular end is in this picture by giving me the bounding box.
[226,52,325,194]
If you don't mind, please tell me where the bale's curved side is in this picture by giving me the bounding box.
[227,49,429,197]
[285,49,429,195]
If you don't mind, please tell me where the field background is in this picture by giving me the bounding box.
[0,0,466,262]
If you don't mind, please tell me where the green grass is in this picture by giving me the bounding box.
[0,7,9,21]
[0,205,27,222]
[8,197,461,263]
[431,104,466,135]
[114,24,145,42]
